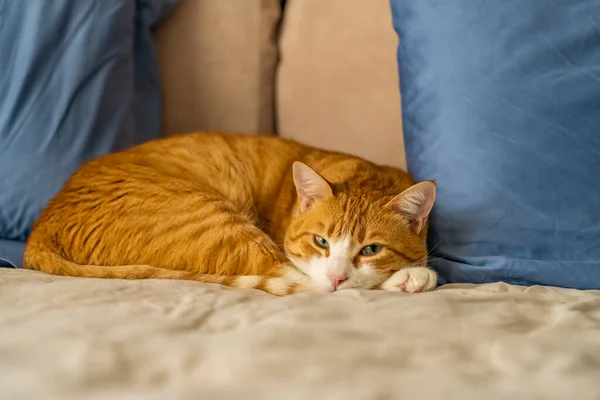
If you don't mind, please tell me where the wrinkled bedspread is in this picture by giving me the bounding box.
[1,269,599,400]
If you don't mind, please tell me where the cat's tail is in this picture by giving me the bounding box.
[23,245,312,296]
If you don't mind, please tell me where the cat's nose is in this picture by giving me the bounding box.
[327,274,348,290]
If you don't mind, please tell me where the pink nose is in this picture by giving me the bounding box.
[327,274,348,290]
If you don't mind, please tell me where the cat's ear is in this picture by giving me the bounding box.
[387,181,436,234]
[292,162,333,212]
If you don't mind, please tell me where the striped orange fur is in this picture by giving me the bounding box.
[24,133,437,295]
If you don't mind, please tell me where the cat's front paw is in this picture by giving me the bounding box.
[381,267,437,293]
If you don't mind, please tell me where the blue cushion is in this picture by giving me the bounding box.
[0,0,179,266]
[390,0,600,289]
[0,240,25,268]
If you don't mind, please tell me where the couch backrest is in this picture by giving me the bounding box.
[277,0,406,169]
[155,0,406,169]
[154,0,280,136]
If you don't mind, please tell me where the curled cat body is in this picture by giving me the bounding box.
[24,133,438,296]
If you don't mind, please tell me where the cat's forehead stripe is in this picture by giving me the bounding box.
[328,195,372,242]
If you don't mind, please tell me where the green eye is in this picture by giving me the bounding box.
[314,235,329,249]
[360,244,382,256]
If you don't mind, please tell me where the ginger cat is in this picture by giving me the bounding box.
[24,133,437,296]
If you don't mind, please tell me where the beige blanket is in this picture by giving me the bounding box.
[1,269,599,400]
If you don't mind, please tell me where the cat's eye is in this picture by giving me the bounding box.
[360,244,383,256]
[314,235,329,249]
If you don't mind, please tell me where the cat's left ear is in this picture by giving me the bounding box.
[292,162,333,212]
[387,181,436,234]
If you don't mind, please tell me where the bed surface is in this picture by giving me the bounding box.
[1,268,599,400]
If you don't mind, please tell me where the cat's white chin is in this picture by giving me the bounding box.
[315,284,336,293]
[306,272,338,293]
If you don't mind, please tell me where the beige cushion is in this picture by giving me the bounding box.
[277,0,406,169]
[154,0,281,135]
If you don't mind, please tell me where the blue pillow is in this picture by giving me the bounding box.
[0,0,179,267]
[390,0,600,289]
[0,240,24,268]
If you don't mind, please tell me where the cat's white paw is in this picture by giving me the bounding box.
[381,267,437,293]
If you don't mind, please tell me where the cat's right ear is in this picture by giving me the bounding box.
[387,181,436,234]
[292,162,333,212]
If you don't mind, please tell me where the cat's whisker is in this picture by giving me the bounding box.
[426,238,445,256]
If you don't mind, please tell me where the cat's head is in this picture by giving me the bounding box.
[284,162,436,293]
